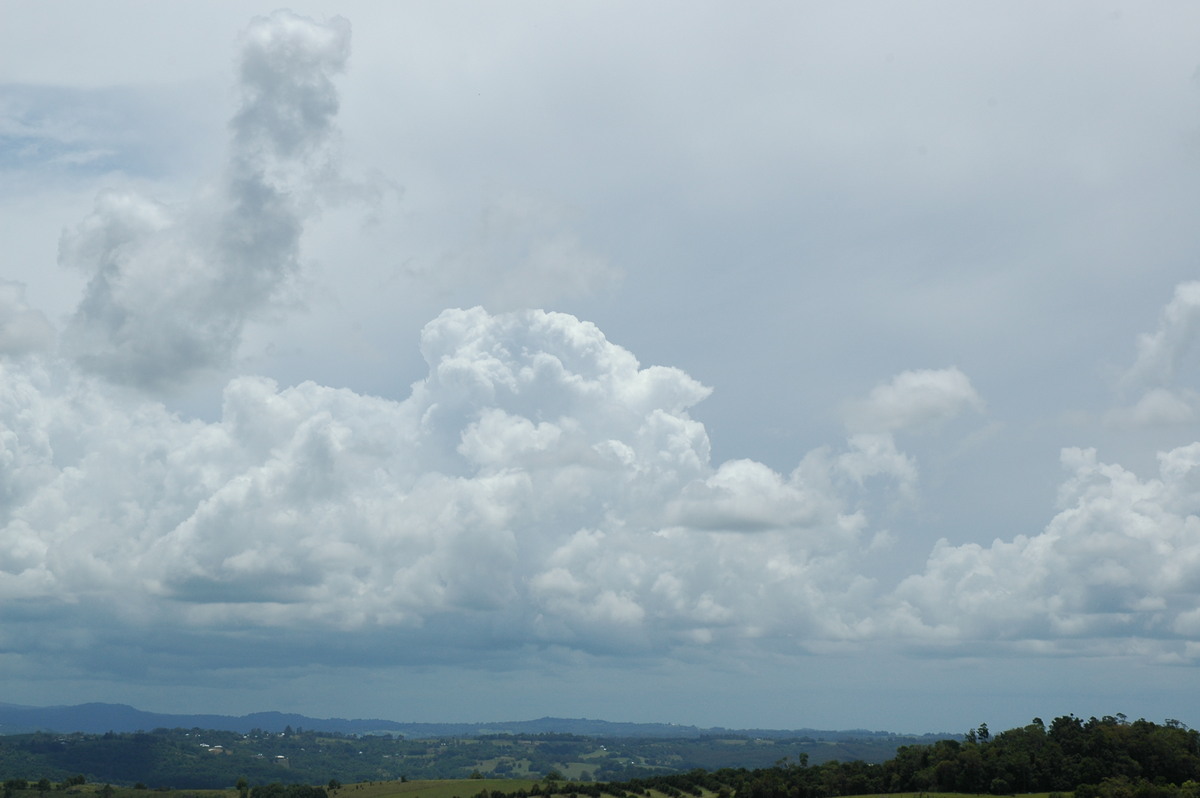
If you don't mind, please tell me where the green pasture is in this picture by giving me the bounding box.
[53,788,231,798]
[331,780,537,798]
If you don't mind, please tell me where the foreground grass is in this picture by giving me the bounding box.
[331,781,538,798]
[343,787,1071,798]
[839,794,1066,798]
[52,789,232,798]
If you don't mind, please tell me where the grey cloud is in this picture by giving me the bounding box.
[232,12,350,163]
[60,11,350,390]
[415,193,623,312]
[0,281,55,356]
[1109,387,1197,428]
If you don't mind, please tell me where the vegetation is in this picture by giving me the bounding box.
[0,714,1199,798]
[469,715,1200,798]
[437,715,1200,798]
[0,728,923,788]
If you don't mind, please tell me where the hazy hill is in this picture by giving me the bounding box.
[0,702,946,741]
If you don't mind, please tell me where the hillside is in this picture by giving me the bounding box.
[0,704,944,742]
[0,726,939,788]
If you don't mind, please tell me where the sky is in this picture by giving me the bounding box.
[3,1,1200,735]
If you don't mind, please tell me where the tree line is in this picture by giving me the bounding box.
[478,715,1200,798]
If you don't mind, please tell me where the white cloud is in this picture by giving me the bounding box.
[844,367,984,434]
[0,306,912,675]
[887,445,1200,657]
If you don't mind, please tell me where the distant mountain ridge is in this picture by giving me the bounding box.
[0,702,941,740]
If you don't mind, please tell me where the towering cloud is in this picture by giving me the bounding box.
[0,306,912,675]
[59,11,350,390]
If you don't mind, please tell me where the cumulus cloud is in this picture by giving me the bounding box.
[60,11,350,390]
[887,445,1200,658]
[0,306,911,674]
[844,367,984,434]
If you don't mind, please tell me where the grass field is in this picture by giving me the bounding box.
[835,794,1066,798]
[331,780,539,798]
